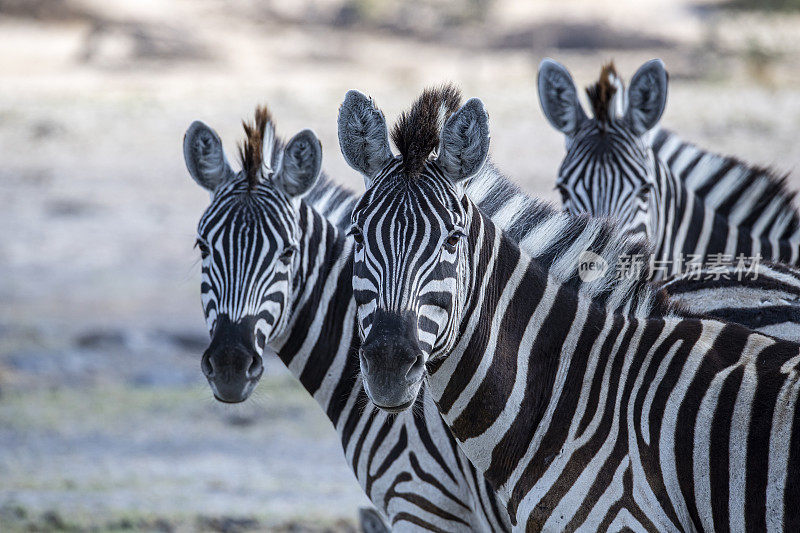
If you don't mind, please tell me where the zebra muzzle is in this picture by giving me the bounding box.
[359,309,425,411]
[201,315,264,403]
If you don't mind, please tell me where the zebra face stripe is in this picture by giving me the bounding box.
[198,178,299,354]
[351,163,469,410]
[557,121,657,243]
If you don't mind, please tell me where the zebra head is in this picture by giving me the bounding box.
[184,106,322,403]
[538,59,668,243]
[339,86,489,412]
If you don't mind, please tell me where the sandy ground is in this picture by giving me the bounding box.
[2,0,800,530]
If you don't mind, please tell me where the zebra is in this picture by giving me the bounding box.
[340,88,800,530]
[537,58,800,278]
[184,105,511,531]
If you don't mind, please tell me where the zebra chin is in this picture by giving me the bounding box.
[359,309,426,412]
[201,315,264,404]
[361,374,422,413]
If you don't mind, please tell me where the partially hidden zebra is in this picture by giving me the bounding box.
[537,58,800,278]
[340,88,800,530]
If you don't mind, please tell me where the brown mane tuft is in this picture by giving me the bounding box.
[238,105,274,190]
[391,84,462,178]
[585,62,619,122]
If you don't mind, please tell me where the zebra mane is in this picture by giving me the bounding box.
[233,105,357,228]
[652,128,800,238]
[303,173,358,230]
[391,84,462,178]
[464,162,670,316]
[237,105,283,190]
[585,62,623,123]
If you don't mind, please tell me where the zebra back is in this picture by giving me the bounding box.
[463,160,666,317]
[303,172,358,230]
[659,260,800,341]
[651,127,800,264]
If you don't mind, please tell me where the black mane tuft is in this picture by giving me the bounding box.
[390,84,462,178]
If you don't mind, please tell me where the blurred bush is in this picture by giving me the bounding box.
[727,0,800,11]
[0,0,92,21]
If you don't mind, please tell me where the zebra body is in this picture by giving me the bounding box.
[650,128,800,268]
[538,59,800,278]
[340,88,800,531]
[427,205,800,530]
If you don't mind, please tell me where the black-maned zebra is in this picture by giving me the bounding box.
[340,88,800,530]
[537,58,800,278]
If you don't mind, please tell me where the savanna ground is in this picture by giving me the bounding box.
[2,0,800,531]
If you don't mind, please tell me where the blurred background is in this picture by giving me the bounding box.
[2,0,800,531]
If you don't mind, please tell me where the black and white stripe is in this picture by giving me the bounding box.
[189,94,799,530]
[660,260,800,342]
[432,201,800,530]
[650,128,800,268]
[345,91,800,531]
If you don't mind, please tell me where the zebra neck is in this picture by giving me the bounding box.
[270,203,359,423]
[427,206,604,503]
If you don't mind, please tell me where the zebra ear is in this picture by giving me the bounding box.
[436,98,490,183]
[184,121,235,192]
[338,90,394,188]
[537,58,587,136]
[274,129,322,199]
[625,59,668,135]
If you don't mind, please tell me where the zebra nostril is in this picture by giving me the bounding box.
[201,353,214,378]
[247,354,263,379]
[406,354,424,381]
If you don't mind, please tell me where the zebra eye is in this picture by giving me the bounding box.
[195,239,210,259]
[637,183,653,198]
[278,246,296,265]
[348,227,364,247]
[444,231,464,250]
